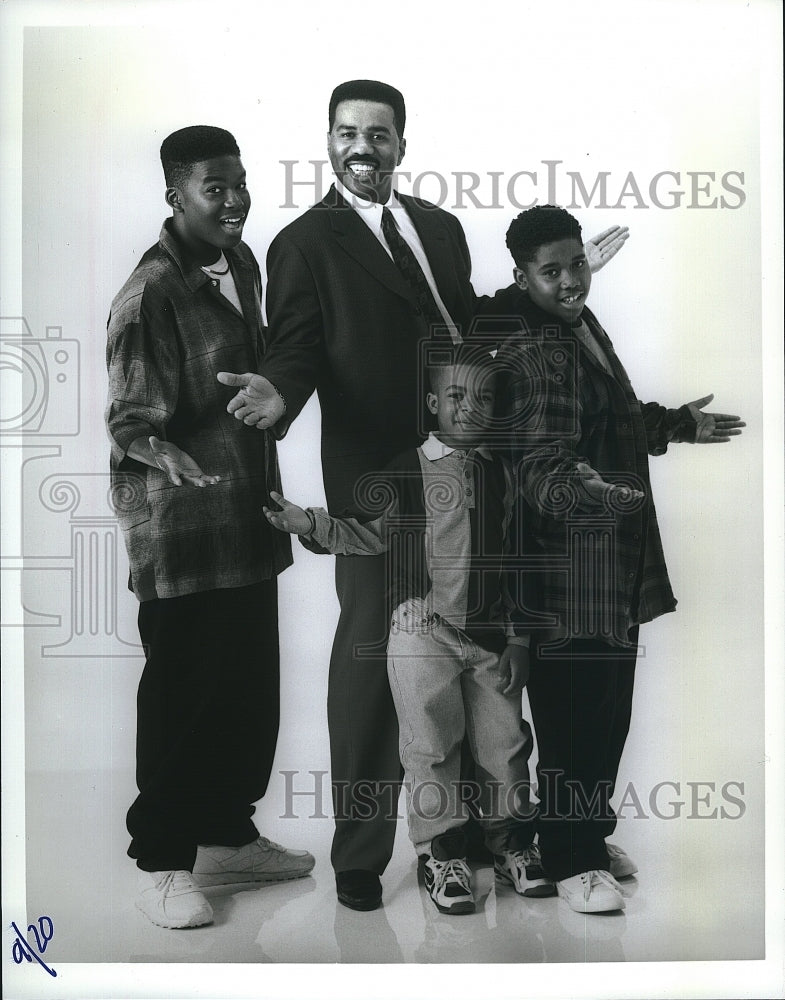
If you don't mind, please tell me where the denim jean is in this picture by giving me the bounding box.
[387,598,536,856]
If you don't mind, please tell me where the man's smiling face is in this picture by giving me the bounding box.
[327,99,405,203]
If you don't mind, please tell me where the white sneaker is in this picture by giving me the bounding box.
[606,842,638,879]
[192,835,315,887]
[421,856,475,915]
[494,845,556,898]
[556,870,625,913]
[136,870,213,929]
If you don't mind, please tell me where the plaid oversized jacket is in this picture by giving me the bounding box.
[105,221,292,601]
[494,293,696,647]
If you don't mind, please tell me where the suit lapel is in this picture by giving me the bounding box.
[325,186,427,309]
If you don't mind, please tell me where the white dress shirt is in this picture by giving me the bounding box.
[334,177,461,343]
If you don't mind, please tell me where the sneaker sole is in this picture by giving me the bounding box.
[135,899,213,929]
[192,867,314,887]
[431,897,476,915]
[495,867,557,899]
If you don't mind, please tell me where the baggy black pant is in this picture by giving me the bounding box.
[127,580,280,872]
[527,630,638,881]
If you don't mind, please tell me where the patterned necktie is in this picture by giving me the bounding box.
[381,207,445,332]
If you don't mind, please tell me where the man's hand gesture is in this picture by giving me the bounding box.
[216,372,285,429]
[584,226,630,273]
[685,394,745,443]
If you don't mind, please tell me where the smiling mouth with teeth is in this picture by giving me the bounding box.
[347,161,378,176]
[561,293,584,305]
[221,216,244,226]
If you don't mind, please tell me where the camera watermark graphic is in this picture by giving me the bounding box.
[279,160,747,211]
[0,317,80,436]
[1,315,141,657]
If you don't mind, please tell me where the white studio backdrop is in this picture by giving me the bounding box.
[1,0,781,996]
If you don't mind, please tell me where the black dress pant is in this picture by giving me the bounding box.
[328,554,403,875]
[127,580,280,872]
[527,631,638,881]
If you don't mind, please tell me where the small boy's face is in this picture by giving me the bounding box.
[513,237,591,324]
[166,155,251,258]
[427,363,496,448]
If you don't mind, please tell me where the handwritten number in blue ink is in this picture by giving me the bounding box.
[29,915,54,953]
[10,917,57,978]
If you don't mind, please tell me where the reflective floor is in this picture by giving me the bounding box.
[24,767,763,967]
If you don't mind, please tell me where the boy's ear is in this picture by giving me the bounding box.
[513,266,528,292]
[396,136,406,167]
[426,391,439,416]
[165,186,183,212]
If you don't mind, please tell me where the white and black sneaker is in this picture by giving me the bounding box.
[420,854,475,915]
[494,844,556,898]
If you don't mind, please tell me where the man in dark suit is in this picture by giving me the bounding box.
[218,80,627,911]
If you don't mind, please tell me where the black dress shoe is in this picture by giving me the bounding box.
[336,870,382,911]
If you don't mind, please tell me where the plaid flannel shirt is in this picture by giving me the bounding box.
[105,221,292,601]
[497,296,696,646]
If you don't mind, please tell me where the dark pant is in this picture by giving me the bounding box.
[526,631,638,881]
[127,580,280,872]
[328,554,403,875]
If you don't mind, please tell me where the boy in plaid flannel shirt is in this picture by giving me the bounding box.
[493,205,744,913]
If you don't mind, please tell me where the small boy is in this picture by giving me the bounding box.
[264,346,554,915]
[105,126,313,929]
[494,205,744,913]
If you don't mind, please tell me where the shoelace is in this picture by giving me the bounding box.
[256,836,288,853]
[503,845,540,875]
[580,869,626,901]
[521,845,541,868]
[432,858,472,896]
[155,870,196,895]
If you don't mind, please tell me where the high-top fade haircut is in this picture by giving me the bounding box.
[328,80,406,138]
[160,125,241,188]
[505,205,583,267]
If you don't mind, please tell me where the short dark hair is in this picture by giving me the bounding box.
[328,80,406,137]
[505,205,583,267]
[160,125,241,187]
[427,343,500,396]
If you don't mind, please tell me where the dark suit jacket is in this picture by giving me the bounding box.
[260,186,478,516]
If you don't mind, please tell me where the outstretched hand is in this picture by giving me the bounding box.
[263,490,313,535]
[584,226,630,273]
[149,437,220,488]
[216,371,285,429]
[576,462,645,505]
[685,394,745,443]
